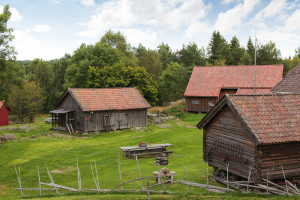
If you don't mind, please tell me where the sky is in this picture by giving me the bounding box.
[1,0,300,60]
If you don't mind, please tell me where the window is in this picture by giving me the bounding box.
[192,100,200,105]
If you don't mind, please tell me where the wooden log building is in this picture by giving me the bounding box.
[0,101,11,126]
[184,65,283,113]
[197,94,300,182]
[50,87,151,133]
[271,63,300,94]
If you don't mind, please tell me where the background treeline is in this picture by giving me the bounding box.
[1,5,299,122]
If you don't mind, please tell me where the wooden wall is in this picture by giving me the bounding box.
[85,109,147,132]
[57,93,148,132]
[203,106,257,180]
[186,97,217,113]
[260,142,300,180]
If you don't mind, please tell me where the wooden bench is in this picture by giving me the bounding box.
[120,144,173,158]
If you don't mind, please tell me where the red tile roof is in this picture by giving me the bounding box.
[184,65,283,97]
[271,63,300,93]
[229,94,300,144]
[198,94,300,144]
[66,88,151,111]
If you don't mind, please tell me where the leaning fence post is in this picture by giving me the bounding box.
[135,156,144,190]
[226,163,229,191]
[117,152,123,191]
[182,163,189,193]
[37,166,42,196]
[247,165,252,193]
[281,164,289,195]
[147,182,150,200]
[206,161,209,185]
[14,165,23,198]
[76,158,81,191]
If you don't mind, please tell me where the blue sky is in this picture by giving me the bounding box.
[1,0,300,60]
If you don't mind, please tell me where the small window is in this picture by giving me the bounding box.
[192,100,200,105]
[208,101,214,107]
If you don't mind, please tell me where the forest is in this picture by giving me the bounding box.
[1,4,300,123]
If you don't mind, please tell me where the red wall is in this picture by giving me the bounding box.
[0,107,9,126]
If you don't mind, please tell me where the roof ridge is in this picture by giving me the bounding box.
[227,93,300,97]
[194,64,283,68]
[70,87,136,90]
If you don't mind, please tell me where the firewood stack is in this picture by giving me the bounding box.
[156,153,168,165]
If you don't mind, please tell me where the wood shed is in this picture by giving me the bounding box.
[0,101,11,126]
[271,63,300,94]
[50,87,151,133]
[197,94,300,182]
[184,65,283,113]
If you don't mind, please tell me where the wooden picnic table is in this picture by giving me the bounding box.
[120,143,173,158]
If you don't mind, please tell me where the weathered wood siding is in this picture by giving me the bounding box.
[186,97,217,113]
[260,143,300,180]
[57,94,85,131]
[219,89,237,99]
[86,109,147,132]
[203,105,257,180]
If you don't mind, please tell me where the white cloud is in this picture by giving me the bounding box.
[184,22,212,38]
[0,5,23,21]
[52,0,61,5]
[30,25,51,33]
[222,0,238,5]
[255,0,286,19]
[78,0,95,7]
[13,31,70,60]
[75,30,99,38]
[214,0,260,34]
[120,29,157,48]
[284,9,300,32]
[76,0,210,38]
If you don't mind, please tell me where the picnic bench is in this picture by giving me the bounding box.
[120,143,173,158]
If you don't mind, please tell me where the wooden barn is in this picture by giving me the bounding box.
[271,63,300,94]
[184,65,283,113]
[50,87,151,133]
[197,94,300,182]
[0,101,11,126]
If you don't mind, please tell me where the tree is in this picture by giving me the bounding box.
[207,31,230,65]
[9,81,45,122]
[227,36,244,65]
[246,37,255,64]
[177,42,206,67]
[0,5,22,101]
[157,43,175,70]
[87,62,158,105]
[136,44,163,80]
[283,55,300,76]
[256,41,282,65]
[158,62,190,104]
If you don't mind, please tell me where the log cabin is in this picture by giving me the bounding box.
[197,94,300,182]
[271,63,300,94]
[184,65,283,113]
[0,101,11,126]
[50,87,151,133]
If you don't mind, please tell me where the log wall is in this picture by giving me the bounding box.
[260,142,300,180]
[186,97,217,113]
[203,106,257,180]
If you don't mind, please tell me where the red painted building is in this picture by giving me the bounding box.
[0,101,11,126]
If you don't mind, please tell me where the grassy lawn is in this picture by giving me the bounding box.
[0,112,297,199]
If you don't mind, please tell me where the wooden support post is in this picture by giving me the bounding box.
[281,164,289,195]
[147,182,150,200]
[91,163,99,192]
[206,161,209,185]
[226,163,229,191]
[182,163,189,193]
[14,165,23,198]
[135,156,143,190]
[117,152,123,191]
[76,158,81,191]
[37,166,41,196]
[46,166,59,194]
[247,165,252,193]
[94,161,100,190]
[266,170,270,194]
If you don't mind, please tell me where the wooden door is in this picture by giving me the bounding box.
[109,113,118,129]
[118,112,128,129]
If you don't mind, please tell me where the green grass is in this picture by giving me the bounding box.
[0,114,298,199]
